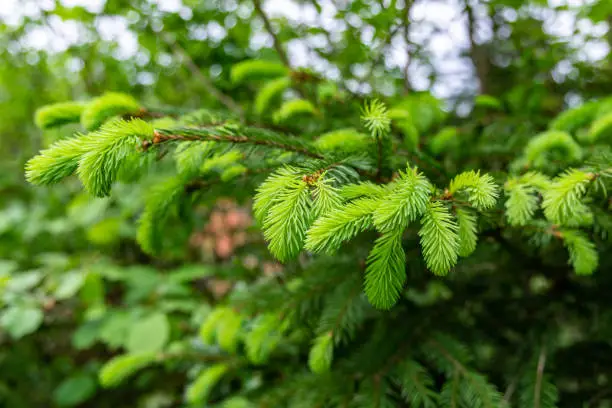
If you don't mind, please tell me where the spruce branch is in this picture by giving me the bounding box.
[518,349,558,408]
[34,101,84,130]
[361,99,392,180]
[542,169,594,225]
[372,166,431,232]
[153,126,325,159]
[419,201,460,275]
[448,170,499,210]
[364,228,406,309]
[305,197,380,254]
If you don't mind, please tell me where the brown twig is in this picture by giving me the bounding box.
[148,129,324,159]
[534,348,547,408]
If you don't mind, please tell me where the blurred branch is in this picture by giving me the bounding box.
[252,0,290,67]
[162,34,244,120]
[402,0,414,94]
[608,16,612,67]
[464,1,490,94]
[252,0,310,99]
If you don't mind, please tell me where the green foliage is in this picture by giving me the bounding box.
[521,131,583,170]
[126,312,170,353]
[372,167,431,231]
[504,172,550,226]
[99,353,158,388]
[77,119,154,197]
[549,101,599,133]
[136,175,189,254]
[6,1,612,407]
[364,228,406,309]
[518,355,559,408]
[314,128,370,154]
[80,92,141,131]
[25,137,88,185]
[254,166,314,261]
[587,111,612,143]
[448,170,499,210]
[308,333,333,374]
[34,102,84,130]
[273,99,317,124]
[542,169,593,225]
[185,363,229,405]
[429,127,459,155]
[456,207,478,257]
[255,77,291,115]
[419,201,460,275]
[361,99,391,139]
[230,60,288,84]
[395,360,438,407]
[305,197,379,254]
[561,229,598,275]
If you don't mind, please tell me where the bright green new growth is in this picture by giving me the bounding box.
[339,181,392,200]
[429,127,459,155]
[311,175,342,217]
[255,76,291,115]
[448,170,499,210]
[474,95,503,110]
[185,363,229,404]
[216,308,243,353]
[587,111,612,143]
[504,172,550,226]
[230,59,288,84]
[549,101,599,133]
[80,92,141,131]
[256,167,313,262]
[561,229,598,275]
[245,314,285,364]
[361,99,391,139]
[308,333,333,374]
[137,176,189,255]
[456,208,478,257]
[273,99,317,124]
[419,201,460,275]
[199,307,229,345]
[77,119,154,197]
[364,228,406,309]
[314,128,370,154]
[305,197,379,254]
[34,102,84,130]
[542,169,594,225]
[522,130,583,169]
[372,167,431,231]
[98,353,158,388]
[25,137,89,185]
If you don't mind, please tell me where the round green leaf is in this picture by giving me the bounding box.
[126,313,170,353]
[0,305,44,339]
[53,374,97,407]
